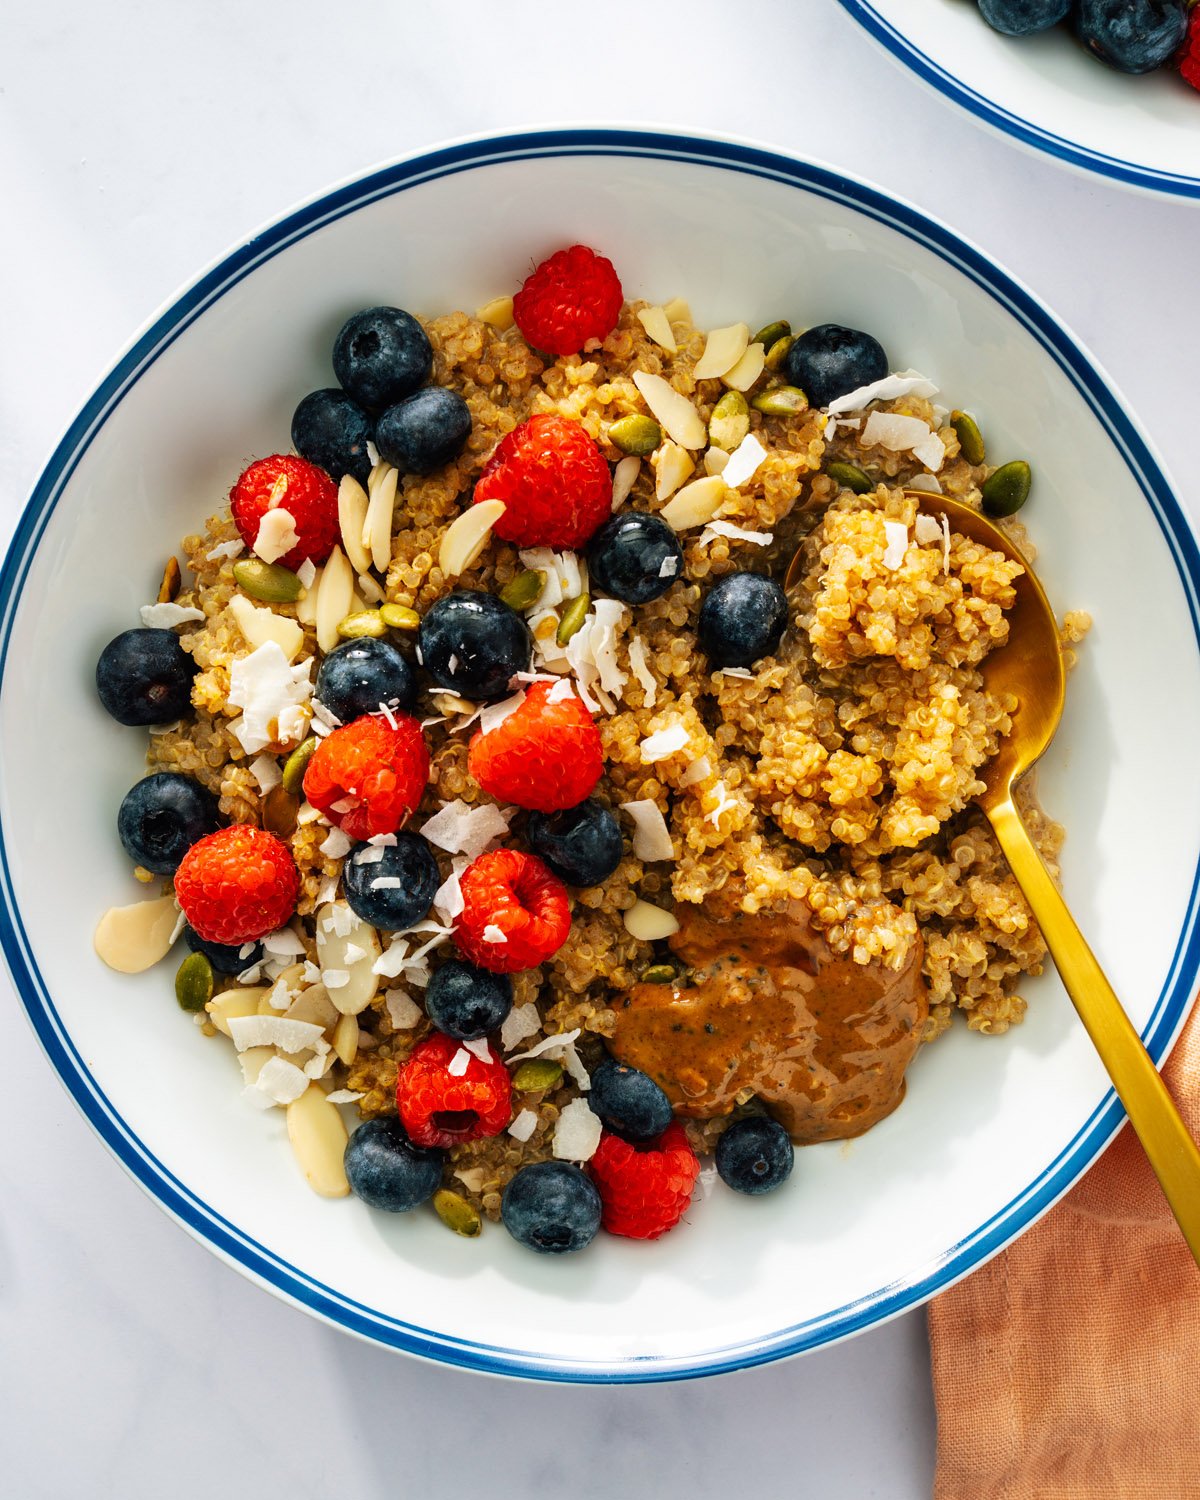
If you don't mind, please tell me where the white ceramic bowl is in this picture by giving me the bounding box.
[2,129,1198,1382]
[838,1,1200,198]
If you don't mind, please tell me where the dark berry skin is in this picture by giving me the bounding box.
[314,638,416,724]
[978,0,1071,34]
[344,1117,445,1213]
[375,387,472,476]
[332,306,432,411]
[418,590,532,702]
[501,1160,602,1254]
[424,959,513,1041]
[784,323,888,408]
[589,1056,673,1144]
[526,799,623,887]
[95,628,196,726]
[715,1116,794,1196]
[585,512,684,606]
[698,572,789,669]
[117,773,221,875]
[1076,0,1186,72]
[342,833,440,931]
[183,926,262,974]
[291,388,373,485]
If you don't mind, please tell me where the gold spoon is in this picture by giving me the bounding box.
[789,493,1200,1263]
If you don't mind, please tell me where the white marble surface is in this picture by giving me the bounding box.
[1,2,1196,1495]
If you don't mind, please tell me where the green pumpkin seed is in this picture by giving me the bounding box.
[764,335,794,373]
[513,1059,563,1093]
[708,391,751,452]
[951,410,986,467]
[337,609,387,640]
[981,460,1031,518]
[261,784,299,838]
[751,386,809,418]
[752,319,791,350]
[379,602,420,631]
[281,736,319,795]
[641,964,677,984]
[556,592,591,646]
[433,1189,482,1237]
[175,951,213,1012]
[499,569,547,612]
[609,414,662,457]
[233,558,306,604]
[825,461,873,495]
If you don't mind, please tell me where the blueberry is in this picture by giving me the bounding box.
[978,0,1071,34]
[314,638,417,725]
[344,1116,444,1213]
[425,959,513,1040]
[1076,0,1186,72]
[342,833,440,931]
[783,323,889,409]
[291,388,373,485]
[117,772,221,875]
[501,1160,602,1254]
[183,926,262,975]
[375,387,472,476]
[95,628,196,726]
[585,513,684,606]
[417,590,532,702]
[332,306,432,411]
[698,572,789,669]
[526,799,623,887]
[589,1056,673,1144]
[715,1116,794,1196]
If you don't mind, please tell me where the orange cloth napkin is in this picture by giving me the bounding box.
[929,1003,1200,1500]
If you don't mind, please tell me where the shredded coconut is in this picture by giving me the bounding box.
[226,643,313,756]
[698,519,773,548]
[508,1109,538,1143]
[420,799,512,860]
[448,1047,471,1077]
[226,1016,325,1054]
[262,927,305,957]
[482,924,508,944]
[139,602,205,629]
[253,507,300,564]
[248,753,281,794]
[640,722,690,762]
[206,539,244,561]
[322,969,350,989]
[881,520,909,570]
[680,755,712,787]
[627,635,657,709]
[720,432,768,489]
[385,988,423,1028]
[906,473,943,496]
[463,1038,493,1063]
[552,1098,603,1162]
[506,1028,582,1065]
[319,828,352,860]
[253,1055,310,1106]
[706,780,738,828]
[500,1002,542,1052]
[825,368,939,416]
[324,1090,364,1105]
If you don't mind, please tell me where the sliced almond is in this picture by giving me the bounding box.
[704,447,731,477]
[316,902,381,1016]
[228,594,304,664]
[315,544,355,654]
[337,476,373,576]
[286,1085,350,1198]
[653,441,695,502]
[660,475,728,531]
[93,895,180,973]
[693,323,750,381]
[476,295,514,331]
[295,565,321,626]
[631,372,706,450]
[439,499,506,578]
[662,297,692,325]
[611,456,640,512]
[721,342,767,393]
[357,572,385,605]
[207,987,272,1038]
[332,1012,360,1066]
[623,899,680,942]
[635,305,677,354]
[285,981,339,1032]
[362,464,399,573]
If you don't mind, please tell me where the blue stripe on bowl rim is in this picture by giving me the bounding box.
[1,127,1197,1382]
[836,0,1200,200]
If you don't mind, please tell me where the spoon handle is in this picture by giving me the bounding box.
[986,796,1200,1266]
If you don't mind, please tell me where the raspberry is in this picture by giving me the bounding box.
[473,414,612,550]
[396,1031,512,1149]
[1180,8,1200,91]
[468,681,603,813]
[512,244,623,357]
[588,1122,700,1241]
[454,849,571,973]
[174,824,300,945]
[302,714,429,840]
[230,454,340,570]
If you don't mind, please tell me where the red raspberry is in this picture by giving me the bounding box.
[473,414,612,550]
[588,1122,700,1241]
[230,454,340,570]
[468,681,603,813]
[1180,8,1200,91]
[175,824,299,945]
[512,244,623,357]
[455,849,571,973]
[396,1031,513,1148]
[302,714,429,840]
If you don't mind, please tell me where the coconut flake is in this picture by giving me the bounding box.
[825,369,940,417]
[861,410,934,456]
[907,473,943,496]
[385,988,423,1028]
[611,455,640,511]
[714,666,754,680]
[248,754,281,794]
[356,845,386,866]
[295,557,316,588]
[640,722,690,762]
[500,1002,542,1052]
[262,927,306,957]
[680,754,712,787]
[325,1089,364,1105]
[368,832,398,847]
[627,636,657,709]
[253,507,300,564]
[706,780,739,828]
[507,1029,582,1065]
[448,1047,471,1077]
[913,513,943,546]
[376,699,399,730]
[322,969,350,990]
[698,519,773,549]
[206,539,245,561]
[319,828,352,860]
[477,692,527,737]
[559,1041,591,1091]
[565,598,628,708]
[720,432,768,490]
[226,1016,325,1054]
[237,964,263,984]
[621,799,674,862]
[480,924,507,945]
[139,602,205,629]
[463,1038,493,1063]
[433,856,470,924]
[227,643,313,755]
[912,430,947,473]
[316,874,340,907]
[253,1055,310,1106]
[370,876,402,890]
[658,555,680,580]
[552,1098,603,1162]
[881,520,909,571]
[508,1109,538,1143]
[546,677,576,704]
[342,942,367,964]
[312,698,342,730]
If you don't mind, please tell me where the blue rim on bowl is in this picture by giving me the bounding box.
[836,0,1200,200]
[1,127,1198,1381]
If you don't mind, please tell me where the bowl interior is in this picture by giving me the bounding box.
[2,134,1198,1379]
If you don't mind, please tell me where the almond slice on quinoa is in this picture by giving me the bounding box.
[363,464,399,573]
[206,987,272,1037]
[660,476,727,531]
[693,324,750,381]
[653,442,695,502]
[636,305,677,354]
[476,295,514,331]
[620,799,674,861]
[316,902,381,1015]
[720,343,766,393]
[439,500,506,578]
[337,477,373,575]
[611,456,640,512]
[623,899,680,942]
[315,545,355,653]
[228,594,304,664]
[286,1084,350,1198]
[632,372,706,450]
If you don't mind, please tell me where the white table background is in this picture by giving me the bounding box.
[1,3,1195,1496]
